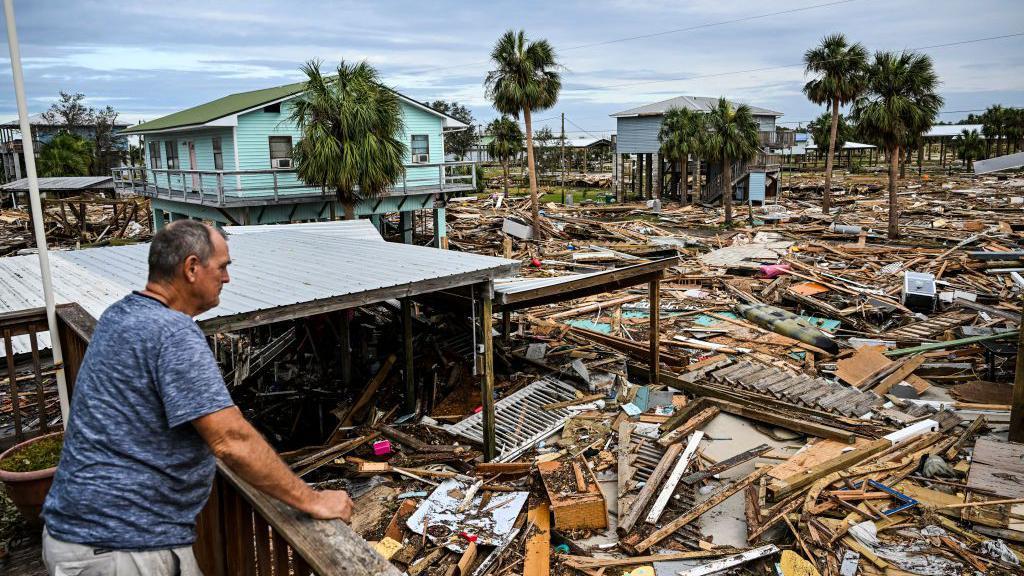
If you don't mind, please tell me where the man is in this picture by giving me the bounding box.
[41,220,352,575]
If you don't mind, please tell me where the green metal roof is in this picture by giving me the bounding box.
[122,81,307,134]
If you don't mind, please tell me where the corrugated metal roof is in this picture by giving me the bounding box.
[224,219,385,242]
[0,176,114,192]
[974,151,1024,174]
[611,96,783,118]
[926,124,984,138]
[0,225,518,357]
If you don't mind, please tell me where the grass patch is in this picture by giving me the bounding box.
[0,434,63,473]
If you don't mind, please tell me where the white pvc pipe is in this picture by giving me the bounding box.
[3,0,71,427]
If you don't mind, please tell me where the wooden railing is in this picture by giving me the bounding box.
[34,301,395,575]
[759,130,796,148]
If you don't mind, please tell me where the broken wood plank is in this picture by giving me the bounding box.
[645,431,704,524]
[657,406,719,447]
[617,442,683,535]
[682,444,771,485]
[634,467,770,553]
[523,502,551,576]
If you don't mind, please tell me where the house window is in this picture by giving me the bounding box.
[148,141,162,169]
[165,140,179,170]
[411,135,429,164]
[212,137,223,170]
[269,136,293,169]
[263,103,281,113]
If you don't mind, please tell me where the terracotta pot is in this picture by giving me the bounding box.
[0,431,62,526]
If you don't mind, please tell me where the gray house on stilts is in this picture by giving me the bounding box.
[610,96,790,205]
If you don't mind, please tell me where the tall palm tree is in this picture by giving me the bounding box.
[704,98,761,225]
[852,51,942,240]
[289,60,406,220]
[486,116,524,199]
[485,29,561,236]
[955,129,984,168]
[803,33,868,214]
[658,107,705,204]
[37,133,92,177]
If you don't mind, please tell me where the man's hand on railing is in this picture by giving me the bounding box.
[305,489,353,523]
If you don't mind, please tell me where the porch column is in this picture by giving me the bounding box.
[152,207,166,231]
[479,282,496,461]
[402,298,415,414]
[614,153,624,202]
[645,153,653,199]
[433,206,448,249]
[399,210,413,244]
[649,276,661,385]
[369,214,383,234]
[653,153,663,200]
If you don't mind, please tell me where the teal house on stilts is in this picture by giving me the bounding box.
[113,79,475,246]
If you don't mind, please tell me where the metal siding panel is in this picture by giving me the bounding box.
[749,171,766,202]
[616,116,663,154]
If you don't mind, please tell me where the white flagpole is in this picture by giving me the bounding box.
[3,0,71,427]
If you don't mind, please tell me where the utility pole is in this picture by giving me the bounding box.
[560,113,566,204]
[4,0,70,426]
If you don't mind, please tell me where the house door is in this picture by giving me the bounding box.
[187,141,200,192]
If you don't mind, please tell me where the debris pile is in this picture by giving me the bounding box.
[0,194,150,256]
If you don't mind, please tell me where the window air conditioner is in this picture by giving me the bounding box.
[272,158,292,169]
[414,153,429,164]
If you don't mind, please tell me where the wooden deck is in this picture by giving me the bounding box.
[1,528,45,576]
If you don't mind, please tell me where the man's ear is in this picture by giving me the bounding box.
[183,254,201,283]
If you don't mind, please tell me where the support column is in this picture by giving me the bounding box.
[339,310,352,387]
[152,207,166,231]
[402,298,415,414]
[633,154,641,198]
[433,206,448,249]
[653,153,663,200]
[649,276,661,385]
[479,283,496,461]
[645,153,654,199]
[369,214,383,234]
[614,153,623,202]
[399,210,413,244]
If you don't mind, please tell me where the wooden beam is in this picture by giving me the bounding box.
[617,442,684,536]
[480,285,496,461]
[767,438,890,499]
[649,277,661,385]
[524,502,551,576]
[633,467,770,553]
[401,298,415,414]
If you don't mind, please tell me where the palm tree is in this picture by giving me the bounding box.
[289,60,406,220]
[486,116,524,199]
[704,98,761,225]
[852,51,942,240]
[808,111,852,164]
[659,107,705,204]
[803,33,868,214]
[955,129,984,168]
[37,133,92,177]
[485,29,561,236]
[981,105,1005,158]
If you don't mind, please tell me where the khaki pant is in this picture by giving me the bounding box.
[42,527,203,576]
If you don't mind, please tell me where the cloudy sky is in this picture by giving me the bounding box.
[2,0,1022,139]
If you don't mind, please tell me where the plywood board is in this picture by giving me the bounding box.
[967,438,1024,498]
[835,346,892,387]
[767,438,874,482]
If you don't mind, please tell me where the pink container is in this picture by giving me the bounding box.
[372,440,392,456]
[760,263,791,279]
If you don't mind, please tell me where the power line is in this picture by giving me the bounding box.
[591,32,1024,91]
[411,0,863,75]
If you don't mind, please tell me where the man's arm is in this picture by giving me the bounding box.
[192,406,352,522]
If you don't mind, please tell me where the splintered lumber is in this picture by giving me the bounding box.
[682,444,771,485]
[708,398,857,444]
[329,354,397,442]
[293,433,378,478]
[657,406,719,447]
[546,294,643,320]
[768,439,890,499]
[871,355,925,395]
[646,431,704,524]
[524,502,551,576]
[634,467,770,553]
[617,422,635,500]
[474,462,532,475]
[562,549,745,569]
[676,544,780,576]
[748,494,805,542]
[617,442,684,535]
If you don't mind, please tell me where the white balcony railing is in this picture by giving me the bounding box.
[112,161,477,207]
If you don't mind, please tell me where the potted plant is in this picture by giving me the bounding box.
[0,431,63,526]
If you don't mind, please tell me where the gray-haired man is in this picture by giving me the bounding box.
[41,220,351,575]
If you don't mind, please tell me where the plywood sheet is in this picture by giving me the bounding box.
[967,438,1024,498]
[835,346,892,387]
[768,437,874,482]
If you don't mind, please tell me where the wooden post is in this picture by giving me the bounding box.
[480,284,496,461]
[1011,296,1024,442]
[402,298,415,414]
[645,153,653,199]
[339,311,351,388]
[649,276,661,385]
[502,310,512,346]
